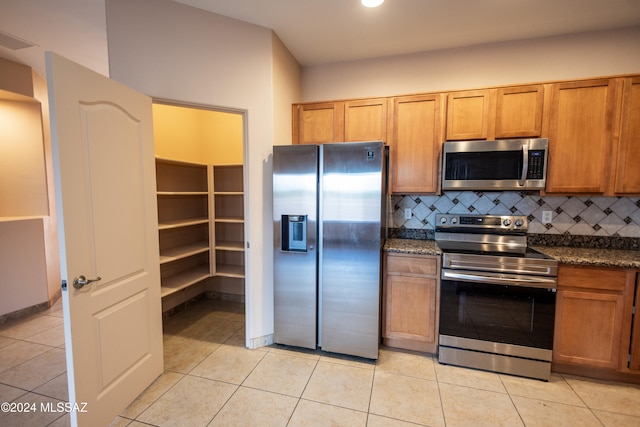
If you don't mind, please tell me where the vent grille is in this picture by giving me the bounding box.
[0,30,35,50]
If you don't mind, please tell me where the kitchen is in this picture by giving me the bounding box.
[1,0,640,425]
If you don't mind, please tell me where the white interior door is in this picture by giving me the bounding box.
[46,53,163,427]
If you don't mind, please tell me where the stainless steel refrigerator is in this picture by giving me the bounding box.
[273,141,387,360]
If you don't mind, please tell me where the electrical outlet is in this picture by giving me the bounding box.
[542,210,553,224]
[404,208,412,220]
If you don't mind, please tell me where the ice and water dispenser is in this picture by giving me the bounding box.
[281,215,307,252]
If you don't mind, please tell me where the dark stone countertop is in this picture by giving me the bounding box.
[532,245,640,269]
[384,238,639,269]
[383,238,442,256]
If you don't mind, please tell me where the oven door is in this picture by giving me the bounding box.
[439,269,556,351]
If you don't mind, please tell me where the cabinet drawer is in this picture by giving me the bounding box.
[386,254,438,276]
[558,264,628,292]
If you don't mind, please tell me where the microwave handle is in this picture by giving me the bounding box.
[519,142,529,186]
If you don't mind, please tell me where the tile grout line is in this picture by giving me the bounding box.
[192,325,267,426]
[284,350,321,426]
[433,356,448,427]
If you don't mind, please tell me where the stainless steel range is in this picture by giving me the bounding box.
[435,213,558,381]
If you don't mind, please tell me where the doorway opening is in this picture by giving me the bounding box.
[151,100,248,353]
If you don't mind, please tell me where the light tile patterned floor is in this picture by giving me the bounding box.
[1,297,640,426]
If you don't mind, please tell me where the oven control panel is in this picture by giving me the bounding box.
[435,214,527,232]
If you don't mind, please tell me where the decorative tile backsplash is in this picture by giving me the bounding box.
[392,192,640,238]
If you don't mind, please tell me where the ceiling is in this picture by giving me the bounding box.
[173,0,640,66]
[1,0,640,78]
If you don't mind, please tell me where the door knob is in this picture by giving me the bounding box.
[73,275,102,289]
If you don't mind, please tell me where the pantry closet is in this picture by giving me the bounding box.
[152,102,246,324]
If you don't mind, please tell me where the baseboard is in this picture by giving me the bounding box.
[205,291,245,303]
[0,300,50,324]
[250,334,274,349]
[552,362,640,385]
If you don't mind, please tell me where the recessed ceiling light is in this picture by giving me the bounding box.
[362,0,384,7]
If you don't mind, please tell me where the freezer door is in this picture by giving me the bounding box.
[273,145,318,349]
[320,142,385,359]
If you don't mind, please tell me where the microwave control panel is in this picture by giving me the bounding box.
[527,150,546,179]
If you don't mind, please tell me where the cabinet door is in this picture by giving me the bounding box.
[495,85,544,138]
[383,253,440,353]
[294,102,344,144]
[553,264,628,370]
[344,98,387,142]
[545,79,618,194]
[384,274,438,351]
[630,277,640,371]
[446,90,490,140]
[553,289,625,369]
[613,77,640,194]
[390,94,444,193]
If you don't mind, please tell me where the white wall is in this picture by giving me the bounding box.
[0,219,49,315]
[106,0,300,346]
[271,33,301,146]
[301,26,640,101]
[32,69,61,304]
[0,0,108,78]
[0,58,61,315]
[0,99,49,217]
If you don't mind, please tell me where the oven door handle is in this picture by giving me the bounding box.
[442,269,557,290]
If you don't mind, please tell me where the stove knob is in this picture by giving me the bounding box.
[515,219,524,227]
[503,218,512,226]
[451,217,458,224]
[440,217,447,224]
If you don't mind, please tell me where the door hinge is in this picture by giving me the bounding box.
[61,280,67,291]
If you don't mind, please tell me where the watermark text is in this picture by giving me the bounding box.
[1,401,88,413]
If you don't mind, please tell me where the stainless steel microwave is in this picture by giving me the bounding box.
[441,138,548,191]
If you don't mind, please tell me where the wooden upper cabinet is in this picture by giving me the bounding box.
[389,94,445,194]
[446,90,490,140]
[495,85,544,138]
[544,79,619,194]
[612,77,640,194]
[293,102,344,144]
[344,98,387,142]
[446,85,544,141]
[293,98,387,145]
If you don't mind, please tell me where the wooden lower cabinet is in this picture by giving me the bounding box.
[630,282,640,371]
[382,252,440,353]
[553,264,639,381]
